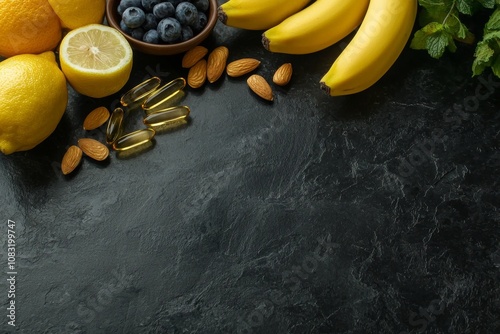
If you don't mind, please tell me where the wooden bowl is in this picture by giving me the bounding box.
[105,0,218,56]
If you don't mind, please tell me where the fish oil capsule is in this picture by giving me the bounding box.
[143,106,190,127]
[106,108,124,144]
[142,77,186,111]
[112,128,156,151]
[120,77,161,107]
[143,90,186,115]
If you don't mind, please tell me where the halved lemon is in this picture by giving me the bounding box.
[59,24,133,98]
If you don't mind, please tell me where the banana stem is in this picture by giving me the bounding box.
[217,7,228,24]
[262,36,270,51]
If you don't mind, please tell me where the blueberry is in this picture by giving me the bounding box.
[143,29,160,44]
[153,2,175,19]
[191,11,207,33]
[157,17,182,43]
[191,0,209,12]
[142,13,158,30]
[118,0,143,16]
[119,0,142,8]
[175,2,198,26]
[117,3,127,16]
[120,20,132,34]
[166,0,183,7]
[180,25,193,41]
[122,7,146,28]
[141,0,161,12]
[130,27,145,40]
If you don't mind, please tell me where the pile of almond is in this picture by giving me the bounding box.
[61,46,294,176]
[61,107,111,175]
[182,45,293,102]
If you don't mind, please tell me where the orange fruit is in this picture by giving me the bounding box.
[0,0,62,58]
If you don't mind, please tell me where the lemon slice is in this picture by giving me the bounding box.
[59,24,133,98]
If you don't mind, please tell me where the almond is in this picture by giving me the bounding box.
[226,58,261,77]
[247,74,273,101]
[61,145,83,175]
[83,106,110,130]
[78,138,109,161]
[207,46,229,83]
[273,63,293,86]
[182,46,209,68]
[187,59,207,88]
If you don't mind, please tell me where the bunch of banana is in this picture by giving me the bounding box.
[218,0,418,96]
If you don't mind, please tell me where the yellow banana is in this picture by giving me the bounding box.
[262,0,369,55]
[217,0,312,30]
[320,0,417,96]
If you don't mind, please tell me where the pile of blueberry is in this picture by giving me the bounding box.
[117,0,210,44]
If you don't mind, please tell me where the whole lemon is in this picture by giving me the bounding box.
[0,0,62,58]
[0,52,68,155]
[48,0,106,30]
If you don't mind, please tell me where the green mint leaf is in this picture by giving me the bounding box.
[485,7,500,31]
[442,12,470,39]
[473,60,488,76]
[474,40,494,62]
[456,20,469,39]
[476,0,495,9]
[472,7,500,78]
[422,21,444,34]
[428,30,451,58]
[410,22,459,58]
[415,0,500,76]
[472,37,497,76]
[482,30,500,41]
[447,34,458,52]
[418,0,450,9]
[411,30,429,50]
[419,0,453,11]
[410,22,443,50]
[472,41,494,75]
[490,54,500,77]
[418,0,454,20]
[418,8,445,26]
[457,0,475,15]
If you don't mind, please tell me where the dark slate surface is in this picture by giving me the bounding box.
[1,7,499,334]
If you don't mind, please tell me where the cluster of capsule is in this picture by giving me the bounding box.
[106,76,190,152]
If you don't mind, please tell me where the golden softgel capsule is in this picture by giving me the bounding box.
[120,77,161,107]
[106,108,124,145]
[143,90,186,115]
[112,128,156,151]
[142,77,186,111]
[143,105,190,127]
